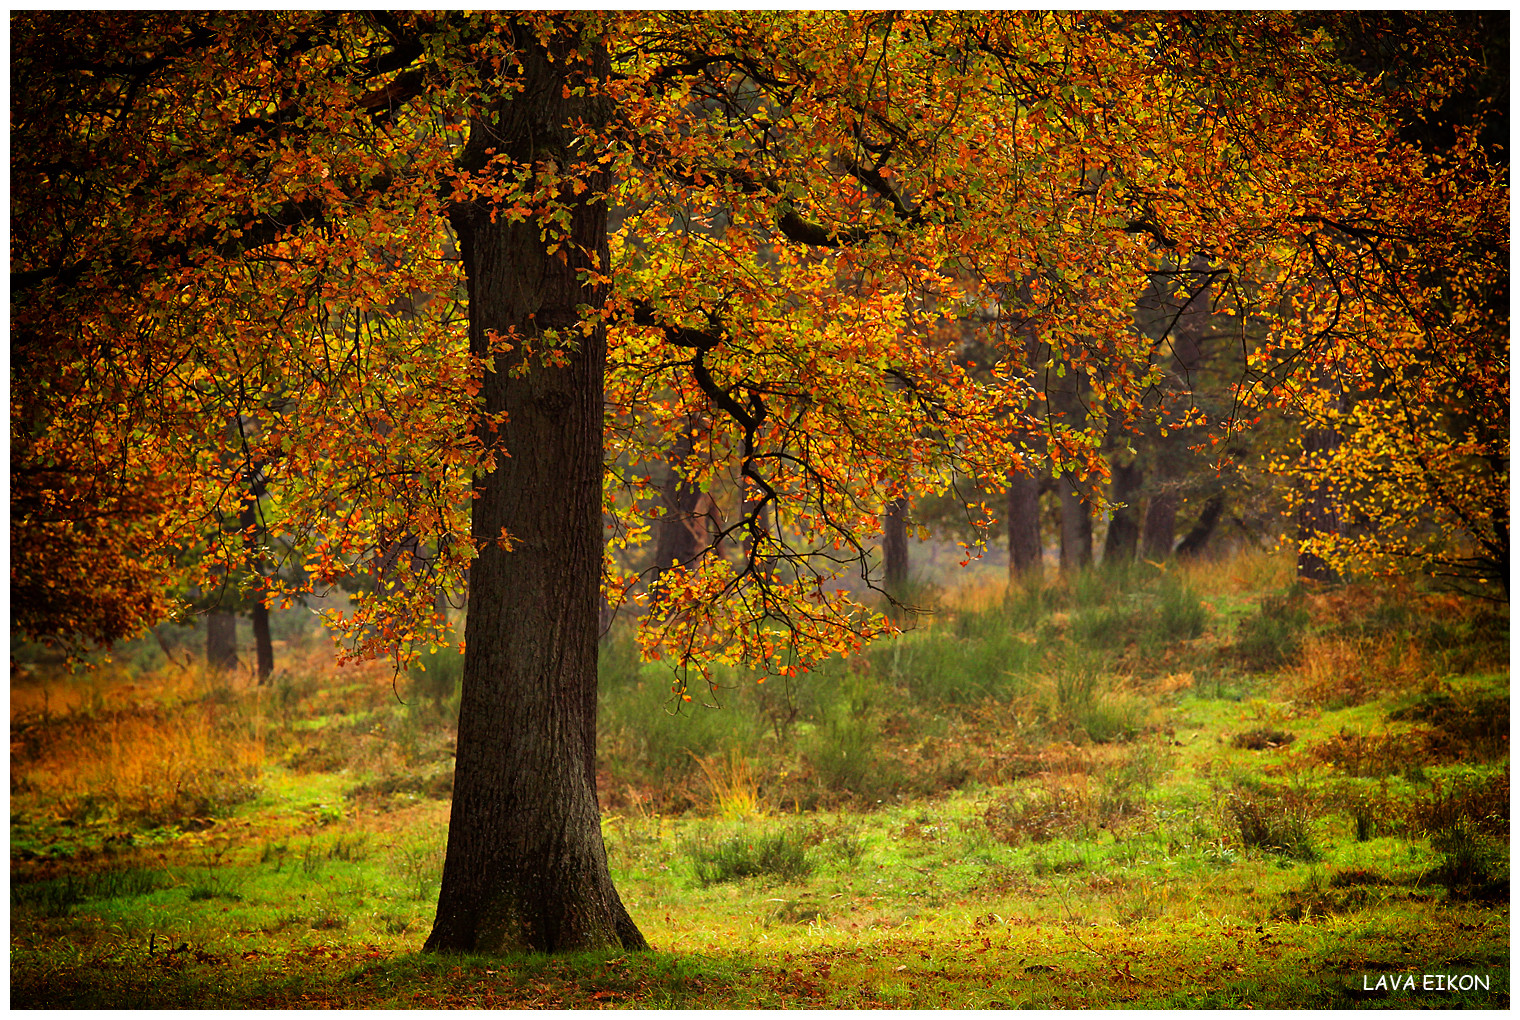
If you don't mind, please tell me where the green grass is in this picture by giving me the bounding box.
[10,555,1510,1008]
[685,826,813,886]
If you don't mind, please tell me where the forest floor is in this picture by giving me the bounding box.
[9,551,1509,1008]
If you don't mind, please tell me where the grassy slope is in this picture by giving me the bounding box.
[9,552,1509,1008]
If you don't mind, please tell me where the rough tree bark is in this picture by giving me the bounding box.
[424,22,647,955]
[1006,468,1043,579]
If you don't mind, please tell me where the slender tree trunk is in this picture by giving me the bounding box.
[1132,256,1210,566]
[1297,422,1342,584]
[1005,309,1048,583]
[1006,467,1043,579]
[1048,346,1091,574]
[882,496,909,609]
[881,495,912,623]
[425,23,646,955]
[239,488,274,682]
[1296,367,1344,584]
[206,609,239,672]
[249,603,274,681]
[1103,460,1143,565]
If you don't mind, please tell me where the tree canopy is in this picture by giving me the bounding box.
[11,10,1507,951]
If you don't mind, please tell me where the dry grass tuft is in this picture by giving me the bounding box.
[1303,728,1410,776]
[691,749,765,820]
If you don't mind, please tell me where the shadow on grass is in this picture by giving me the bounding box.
[12,916,1510,1010]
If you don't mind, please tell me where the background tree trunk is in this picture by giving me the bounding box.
[1048,345,1091,574]
[1004,311,1049,583]
[249,604,274,682]
[1141,489,1179,561]
[1296,367,1345,584]
[1059,482,1093,572]
[424,23,646,956]
[239,487,274,683]
[1103,460,1143,565]
[1297,423,1343,583]
[1006,467,1043,579]
[650,418,706,586]
[206,609,239,672]
[1176,491,1225,559]
[882,497,909,600]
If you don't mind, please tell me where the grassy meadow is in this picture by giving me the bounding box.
[9,551,1510,1008]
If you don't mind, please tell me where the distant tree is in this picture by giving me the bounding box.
[1103,458,1144,564]
[1005,467,1046,578]
[205,610,239,672]
[649,418,710,589]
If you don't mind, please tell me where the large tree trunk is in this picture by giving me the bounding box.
[425,23,646,956]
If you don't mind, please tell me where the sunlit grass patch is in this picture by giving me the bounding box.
[1174,546,1297,599]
